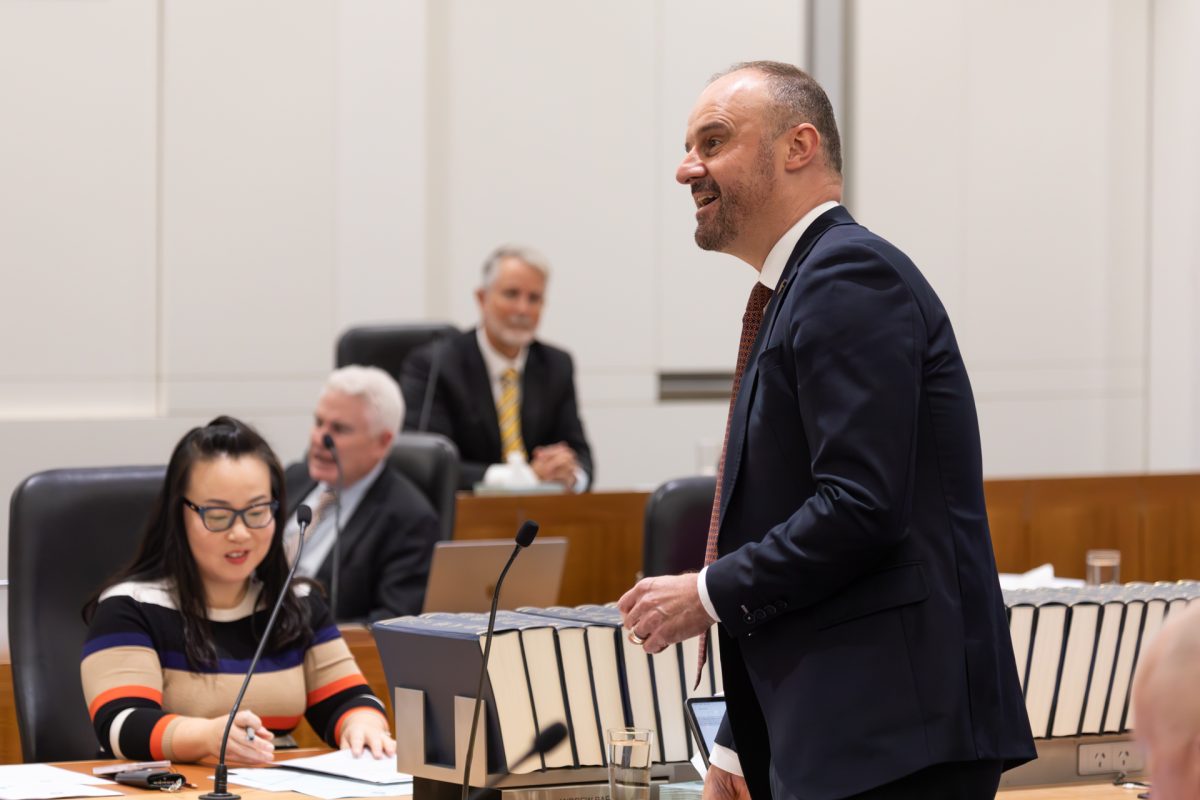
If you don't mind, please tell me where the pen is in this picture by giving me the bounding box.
[246,726,255,743]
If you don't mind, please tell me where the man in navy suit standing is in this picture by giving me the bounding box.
[619,62,1034,800]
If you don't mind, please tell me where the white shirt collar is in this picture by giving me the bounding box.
[759,201,841,290]
[475,326,530,382]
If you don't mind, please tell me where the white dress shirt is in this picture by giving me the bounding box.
[475,327,589,492]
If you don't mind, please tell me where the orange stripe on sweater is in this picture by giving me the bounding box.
[333,707,387,744]
[148,714,178,760]
[306,674,368,707]
[88,685,162,719]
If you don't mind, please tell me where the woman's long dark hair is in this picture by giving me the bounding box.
[84,415,311,669]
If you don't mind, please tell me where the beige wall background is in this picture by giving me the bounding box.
[2,0,1199,578]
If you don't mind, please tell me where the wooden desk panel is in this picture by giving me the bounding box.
[984,479,1031,574]
[0,664,19,763]
[1025,477,1144,581]
[454,491,648,606]
[1140,473,1200,581]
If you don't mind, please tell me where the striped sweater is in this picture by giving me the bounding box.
[81,579,384,760]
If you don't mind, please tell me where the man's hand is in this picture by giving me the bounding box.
[530,442,579,489]
[702,766,750,800]
[617,573,714,653]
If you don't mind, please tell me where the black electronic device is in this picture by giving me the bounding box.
[684,696,726,769]
[115,768,187,791]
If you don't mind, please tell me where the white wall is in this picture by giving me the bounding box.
[1147,0,1200,469]
[851,0,1151,476]
[2,0,1199,580]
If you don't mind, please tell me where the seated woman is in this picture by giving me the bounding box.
[81,415,394,765]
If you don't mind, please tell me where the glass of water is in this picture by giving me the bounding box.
[1085,549,1121,585]
[607,727,653,800]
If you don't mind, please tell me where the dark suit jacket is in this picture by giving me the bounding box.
[284,462,439,623]
[399,328,593,490]
[705,207,1035,800]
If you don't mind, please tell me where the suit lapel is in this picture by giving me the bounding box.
[521,344,546,452]
[317,469,387,584]
[718,206,856,528]
[463,331,502,457]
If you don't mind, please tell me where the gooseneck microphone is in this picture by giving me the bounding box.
[417,334,449,433]
[321,433,344,618]
[201,504,312,800]
[460,520,539,800]
[465,723,568,800]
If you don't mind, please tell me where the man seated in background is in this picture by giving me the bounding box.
[400,244,593,492]
[1133,600,1200,800]
[284,365,440,622]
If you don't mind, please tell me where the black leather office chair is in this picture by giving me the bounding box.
[388,432,460,541]
[7,465,165,763]
[335,323,458,385]
[642,475,716,577]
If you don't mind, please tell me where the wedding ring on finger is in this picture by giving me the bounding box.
[628,631,646,645]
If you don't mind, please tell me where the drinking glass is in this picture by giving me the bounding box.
[607,727,653,800]
[1085,549,1121,585]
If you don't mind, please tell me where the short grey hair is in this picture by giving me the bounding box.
[481,244,551,289]
[712,60,843,176]
[321,365,404,433]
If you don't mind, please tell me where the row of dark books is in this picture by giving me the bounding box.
[1005,580,1200,739]
[373,604,723,774]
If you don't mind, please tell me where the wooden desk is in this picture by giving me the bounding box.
[51,758,1137,799]
[0,664,17,764]
[454,491,648,606]
[451,475,1200,610]
[55,752,329,799]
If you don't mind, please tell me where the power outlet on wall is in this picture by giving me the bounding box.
[1078,741,1145,776]
[1112,742,1145,772]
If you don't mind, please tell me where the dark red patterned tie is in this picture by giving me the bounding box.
[696,281,774,687]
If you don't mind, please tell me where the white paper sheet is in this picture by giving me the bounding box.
[279,750,413,785]
[0,764,120,800]
[227,768,413,799]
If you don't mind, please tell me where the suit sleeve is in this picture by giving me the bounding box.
[705,241,925,637]
[81,597,183,760]
[548,351,594,485]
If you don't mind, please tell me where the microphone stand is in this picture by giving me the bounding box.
[464,723,568,800]
[200,505,312,800]
[322,433,344,619]
[460,521,539,800]
[418,334,448,433]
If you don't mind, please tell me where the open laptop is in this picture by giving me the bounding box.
[420,538,568,613]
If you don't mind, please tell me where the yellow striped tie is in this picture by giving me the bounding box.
[497,368,526,461]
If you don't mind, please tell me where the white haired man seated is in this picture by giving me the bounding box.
[283,366,440,622]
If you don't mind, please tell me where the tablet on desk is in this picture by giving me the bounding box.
[685,696,726,769]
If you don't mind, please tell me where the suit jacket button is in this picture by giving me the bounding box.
[778,600,788,610]
[753,609,767,622]
[744,614,754,624]
[765,604,777,615]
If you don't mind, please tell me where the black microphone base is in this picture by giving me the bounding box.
[200,764,240,800]
[199,791,241,800]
